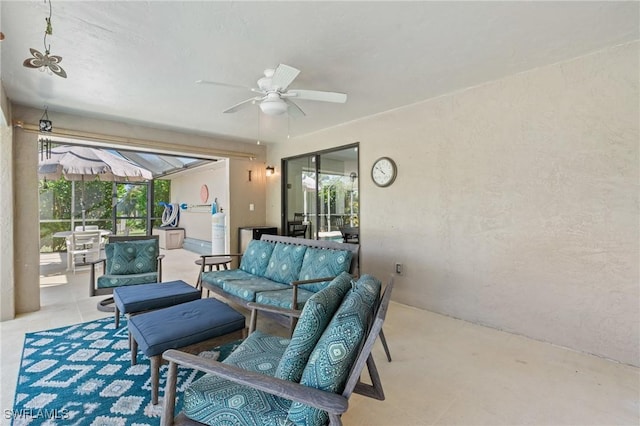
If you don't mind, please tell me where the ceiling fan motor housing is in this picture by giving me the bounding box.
[260,96,288,115]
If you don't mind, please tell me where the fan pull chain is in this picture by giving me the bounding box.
[256,108,261,145]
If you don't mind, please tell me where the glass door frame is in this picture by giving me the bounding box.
[281,142,360,241]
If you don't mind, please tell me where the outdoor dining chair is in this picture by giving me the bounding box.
[66,230,102,273]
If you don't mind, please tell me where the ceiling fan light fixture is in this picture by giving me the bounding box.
[260,98,288,115]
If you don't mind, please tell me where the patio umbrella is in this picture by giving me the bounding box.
[38,145,153,228]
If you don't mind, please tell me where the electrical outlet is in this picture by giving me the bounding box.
[249,203,255,211]
[395,263,403,275]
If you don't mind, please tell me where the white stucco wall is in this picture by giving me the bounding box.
[0,84,15,320]
[169,160,229,245]
[266,42,639,366]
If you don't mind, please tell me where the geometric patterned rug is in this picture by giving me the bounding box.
[11,317,240,425]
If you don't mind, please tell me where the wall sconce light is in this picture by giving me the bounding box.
[266,166,275,176]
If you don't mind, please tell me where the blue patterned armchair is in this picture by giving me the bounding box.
[162,273,395,426]
[89,235,164,311]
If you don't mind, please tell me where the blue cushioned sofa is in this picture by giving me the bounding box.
[162,272,394,426]
[199,235,360,328]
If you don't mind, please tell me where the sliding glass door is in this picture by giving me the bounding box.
[282,143,359,242]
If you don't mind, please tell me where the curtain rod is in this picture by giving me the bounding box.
[12,120,258,160]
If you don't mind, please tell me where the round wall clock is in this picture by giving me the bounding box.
[371,157,397,187]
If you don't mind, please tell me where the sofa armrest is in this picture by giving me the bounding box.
[289,276,337,321]
[246,302,302,317]
[290,276,337,287]
[246,302,302,333]
[161,350,348,426]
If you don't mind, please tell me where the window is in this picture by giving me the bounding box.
[282,143,359,242]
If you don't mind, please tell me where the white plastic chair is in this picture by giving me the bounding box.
[66,230,102,273]
[74,225,99,231]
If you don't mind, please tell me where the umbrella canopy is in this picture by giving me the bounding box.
[39,145,153,181]
[39,145,153,230]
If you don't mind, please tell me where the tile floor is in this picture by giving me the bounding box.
[0,248,638,425]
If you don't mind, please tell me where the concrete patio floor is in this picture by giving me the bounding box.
[0,247,637,425]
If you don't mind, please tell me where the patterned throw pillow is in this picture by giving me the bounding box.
[263,243,307,284]
[274,272,353,382]
[286,274,382,426]
[298,248,352,292]
[108,240,158,275]
[240,240,275,276]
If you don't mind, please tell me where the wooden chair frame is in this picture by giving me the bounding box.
[161,276,395,426]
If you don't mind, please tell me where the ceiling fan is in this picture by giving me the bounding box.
[197,64,347,117]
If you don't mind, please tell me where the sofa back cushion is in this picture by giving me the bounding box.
[240,240,275,276]
[286,274,382,426]
[274,272,353,382]
[263,243,307,284]
[298,248,353,292]
[106,239,158,275]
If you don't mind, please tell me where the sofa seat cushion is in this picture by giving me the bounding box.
[106,240,158,275]
[96,272,158,289]
[223,278,290,302]
[298,248,353,292]
[255,288,315,310]
[287,274,382,426]
[240,240,275,276]
[263,243,307,284]
[275,272,353,383]
[201,269,258,289]
[183,330,292,426]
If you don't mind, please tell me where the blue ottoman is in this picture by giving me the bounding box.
[128,298,246,404]
[113,280,201,328]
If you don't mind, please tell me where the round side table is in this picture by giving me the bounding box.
[195,256,233,296]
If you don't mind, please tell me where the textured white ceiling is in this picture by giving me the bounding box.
[1,1,638,144]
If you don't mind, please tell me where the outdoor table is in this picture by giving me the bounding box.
[53,229,112,239]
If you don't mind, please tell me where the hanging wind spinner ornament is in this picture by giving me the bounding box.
[23,0,67,78]
[23,48,67,78]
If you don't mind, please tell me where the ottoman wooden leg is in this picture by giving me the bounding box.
[130,334,138,366]
[115,306,120,329]
[151,355,161,405]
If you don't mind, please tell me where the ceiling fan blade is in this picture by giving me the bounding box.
[271,64,300,91]
[197,80,266,95]
[223,97,263,114]
[196,80,252,91]
[284,98,306,118]
[288,89,347,103]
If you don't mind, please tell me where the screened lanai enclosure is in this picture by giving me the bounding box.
[39,144,207,253]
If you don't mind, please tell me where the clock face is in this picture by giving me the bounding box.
[371,157,397,187]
